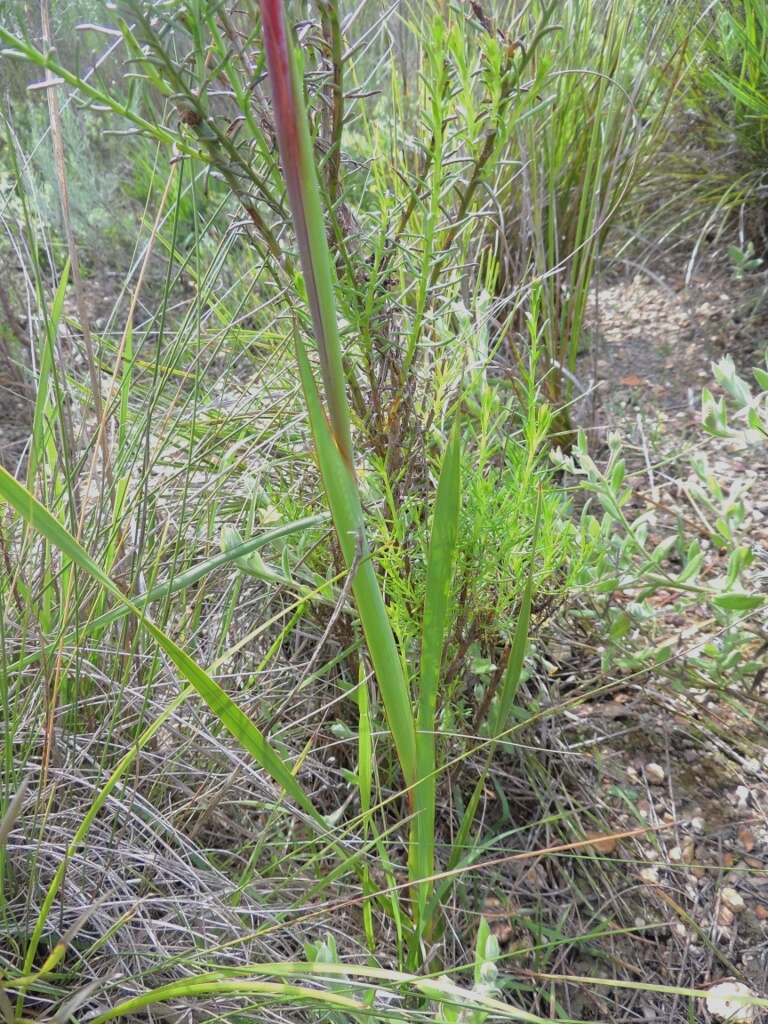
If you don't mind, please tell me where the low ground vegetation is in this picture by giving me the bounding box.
[0,1,767,1021]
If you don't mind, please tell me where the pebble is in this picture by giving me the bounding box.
[640,866,659,884]
[691,816,705,834]
[738,828,756,853]
[717,904,735,927]
[705,981,758,1023]
[584,830,618,854]
[721,887,746,914]
[734,785,751,809]
[671,839,696,864]
[644,762,665,785]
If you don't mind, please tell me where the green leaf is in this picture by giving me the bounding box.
[713,355,752,409]
[412,419,461,922]
[493,490,542,735]
[712,592,765,611]
[295,332,417,788]
[0,464,319,823]
[259,0,352,463]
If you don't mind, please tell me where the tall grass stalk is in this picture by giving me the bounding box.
[492,0,684,432]
[259,1,474,947]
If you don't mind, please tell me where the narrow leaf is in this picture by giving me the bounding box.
[713,592,765,611]
[412,421,461,918]
[0,465,319,821]
[493,490,542,735]
[295,334,417,787]
[259,0,352,463]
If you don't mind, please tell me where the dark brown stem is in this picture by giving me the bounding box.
[473,641,511,731]
[319,0,343,205]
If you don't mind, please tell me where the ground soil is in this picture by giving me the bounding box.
[559,258,768,1016]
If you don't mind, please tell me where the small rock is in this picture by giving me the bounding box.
[681,838,696,864]
[668,845,683,863]
[640,866,659,884]
[734,785,751,810]
[705,981,758,1023]
[645,762,665,785]
[717,904,735,927]
[744,758,761,775]
[755,904,768,921]
[722,851,736,868]
[584,830,618,854]
[721,887,746,914]
[738,828,756,853]
[691,816,705,834]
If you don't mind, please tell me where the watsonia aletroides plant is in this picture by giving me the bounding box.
[259,0,465,933]
[258,0,418,791]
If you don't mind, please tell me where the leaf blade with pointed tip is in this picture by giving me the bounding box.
[294,334,417,787]
[0,465,319,823]
[412,420,461,920]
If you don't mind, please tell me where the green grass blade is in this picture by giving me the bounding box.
[27,260,69,488]
[412,420,461,922]
[89,979,365,1023]
[295,333,417,788]
[493,489,543,736]
[8,514,327,674]
[0,466,319,822]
